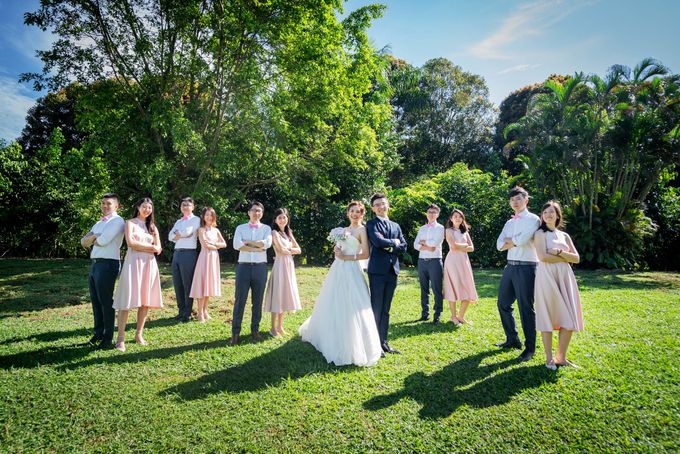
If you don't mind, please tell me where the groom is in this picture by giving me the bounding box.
[367,193,407,355]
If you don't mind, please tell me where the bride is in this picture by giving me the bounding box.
[298,201,382,366]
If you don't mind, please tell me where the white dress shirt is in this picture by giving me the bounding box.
[90,213,125,260]
[168,214,201,249]
[496,209,540,262]
[233,223,272,263]
[413,222,445,259]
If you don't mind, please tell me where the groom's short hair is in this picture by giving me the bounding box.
[509,186,529,199]
[427,204,440,212]
[370,192,387,206]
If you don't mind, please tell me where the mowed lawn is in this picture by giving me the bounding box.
[0,259,678,452]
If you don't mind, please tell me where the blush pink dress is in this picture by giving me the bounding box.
[264,232,302,313]
[113,219,163,310]
[443,228,478,302]
[535,230,584,332]
[190,228,223,298]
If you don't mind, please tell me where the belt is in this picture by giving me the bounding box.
[419,258,442,261]
[174,248,196,252]
[238,262,267,266]
[92,258,118,263]
[507,260,537,266]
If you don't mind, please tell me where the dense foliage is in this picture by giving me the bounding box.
[504,59,680,268]
[1,2,678,269]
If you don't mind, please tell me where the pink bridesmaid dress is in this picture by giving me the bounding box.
[443,228,478,302]
[264,233,302,313]
[190,227,222,298]
[535,230,584,332]
[113,219,163,310]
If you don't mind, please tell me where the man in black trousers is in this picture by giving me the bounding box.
[80,193,125,350]
[494,186,541,362]
[366,193,407,355]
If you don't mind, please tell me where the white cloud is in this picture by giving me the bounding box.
[0,76,37,142]
[0,22,55,62]
[498,63,542,75]
[468,0,594,60]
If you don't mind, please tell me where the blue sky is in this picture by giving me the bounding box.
[2,0,680,142]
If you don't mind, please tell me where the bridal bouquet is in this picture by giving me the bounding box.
[327,227,350,245]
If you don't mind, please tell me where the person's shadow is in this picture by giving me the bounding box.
[161,338,360,400]
[364,349,558,419]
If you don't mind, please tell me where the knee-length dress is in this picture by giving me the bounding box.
[264,234,302,313]
[443,228,478,302]
[535,229,584,332]
[113,219,163,310]
[190,227,222,298]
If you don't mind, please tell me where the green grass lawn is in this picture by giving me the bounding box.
[0,259,678,452]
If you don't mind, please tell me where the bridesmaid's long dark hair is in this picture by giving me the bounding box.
[133,197,156,233]
[445,208,470,234]
[538,200,564,232]
[271,207,293,239]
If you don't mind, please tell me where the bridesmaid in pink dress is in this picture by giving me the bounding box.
[113,197,163,352]
[534,201,583,370]
[190,207,227,323]
[264,208,302,337]
[443,209,478,325]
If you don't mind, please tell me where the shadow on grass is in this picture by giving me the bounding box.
[364,349,557,419]
[576,270,680,291]
[389,319,459,340]
[161,338,357,399]
[0,316,183,347]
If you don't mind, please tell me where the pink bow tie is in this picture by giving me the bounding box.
[182,215,190,221]
[249,223,260,229]
[100,215,110,222]
[426,223,434,228]
[511,214,521,220]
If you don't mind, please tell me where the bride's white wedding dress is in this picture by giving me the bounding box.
[298,232,382,366]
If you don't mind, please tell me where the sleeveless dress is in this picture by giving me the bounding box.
[113,219,163,310]
[190,227,223,298]
[298,232,382,366]
[264,233,302,313]
[535,230,584,332]
[443,229,478,302]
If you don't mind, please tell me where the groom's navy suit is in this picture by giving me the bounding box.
[367,217,407,344]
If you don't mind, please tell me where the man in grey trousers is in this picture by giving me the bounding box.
[168,197,201,322]
[230,201,272,345]
[413,204,445,323]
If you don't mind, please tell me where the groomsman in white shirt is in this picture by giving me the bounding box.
[168,197,201,322]
[230,201,272,345]
[494,187,541,362]
[413,204,446,324]
[80,193,126,350]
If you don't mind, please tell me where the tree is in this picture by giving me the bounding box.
[20,0,396,262]
[505,59,680,268]
[388,57,495,185]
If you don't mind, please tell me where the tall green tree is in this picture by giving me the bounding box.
[387,57,495,185]
[20,0,396,261]
[505,59,680,268]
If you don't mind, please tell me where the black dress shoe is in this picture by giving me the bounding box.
[180,316,191,323]
[95,340,115,350]
[432,317,440,325]
[173,314,182,321]
[517,350,535,362]
[83,336,103,346]
[416,315,430,322]
[252,331,262,341]
[380,351,386,358]
[494,341,523,349]
[229,335,240,346]
[382,343,401,354]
